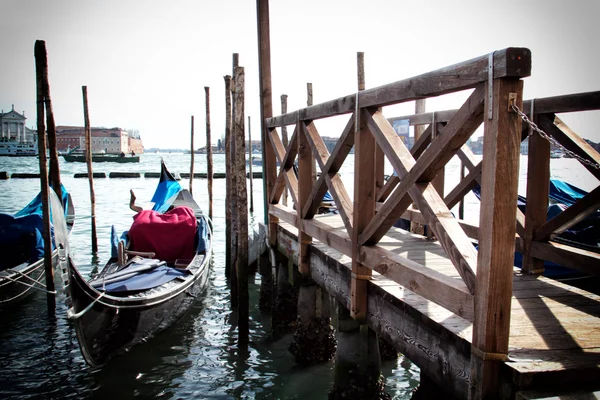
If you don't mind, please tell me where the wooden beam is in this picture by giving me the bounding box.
[351,107,376,321]
[266,48,531,127]
[376,122,445,203]
[269,204,474,320]
[444,162,482,210]
[523,90,600,115]
[538,114,600,181]
[470,77,523,399]
[298,121,314,275]
[303,114,355,219]
[522,107,550,274]
[302,120,353,234]
[256,0,277,244]
[360,85,485,246]
[268,127,299,207]
[530,240,600,276]
[535,185,600,241]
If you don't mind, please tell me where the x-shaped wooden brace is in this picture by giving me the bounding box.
[359,84,489,294]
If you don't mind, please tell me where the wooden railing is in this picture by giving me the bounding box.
[263,48,532,396]
[388,91,600,277]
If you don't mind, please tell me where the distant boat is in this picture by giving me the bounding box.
[63,153,139,163]
[0,139,38,157]
[550,149,564,159]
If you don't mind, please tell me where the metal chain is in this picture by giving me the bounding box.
[511,103,600,170]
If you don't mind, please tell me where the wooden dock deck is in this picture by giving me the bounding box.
[274,212,600,398]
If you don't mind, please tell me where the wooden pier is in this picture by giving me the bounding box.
[255,5,600,394]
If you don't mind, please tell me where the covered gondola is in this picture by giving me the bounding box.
[66,160,212,367]
[0,185,74,309]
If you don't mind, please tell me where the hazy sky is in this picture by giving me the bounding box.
[1,0,599,149]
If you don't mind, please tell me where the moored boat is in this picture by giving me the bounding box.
[66,160,212,367]
[0,185,74,309]
[0,139,38,157]
[62,153,140,163]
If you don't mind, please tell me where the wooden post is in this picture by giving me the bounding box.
[256,0,277,244]
[430,113,445,240]
[470,77,523,399]
[233,66,249,343]
[230,55,240,300]
[458,161,465,220]
[298,111,314,276]
[224,75,234,284]
[411,99,427,235]
[42,49,62,205]
[281,94,288,207]
[189,115,194,195]
[34,40,55,313]
[351,52,373,321]
[522,105,548,274]
[307,83,318,182]
[82,86,97,253]
[248,115,254,212]
[205,86,213,220]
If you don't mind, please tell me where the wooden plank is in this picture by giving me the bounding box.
[302,120,354,234]
[376,122,444,203]
[388,109,456,127]
[303,114,355,218]
[268,127,299,206]
[361,85,485,246]
[298,121,314,275]
[523,90,600,115]
[351,108,375,321]
[530,241,600,276]
[470,77,524,399]
[444,161,481,210]
[266,48,531,127]
[360,245,474,320]
[522,108,550,274]
[538,114,600,181]
[272,205,475,320]
[535,186,600,241]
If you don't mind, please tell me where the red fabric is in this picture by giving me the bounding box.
[128,206,197,263]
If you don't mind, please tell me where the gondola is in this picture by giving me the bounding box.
[66,160,213,368]
[0,185,74,309]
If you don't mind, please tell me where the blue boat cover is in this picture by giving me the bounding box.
[548,179,586,206]
[151,163,182,213]
[95,264,188,293]
[0,185,68,271]
[15,184,70,219]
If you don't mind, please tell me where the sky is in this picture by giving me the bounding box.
[1,0,599,150]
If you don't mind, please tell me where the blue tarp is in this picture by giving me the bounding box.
[472,180,598,277]
[548,179,586,206]
[94,264,188,293]
[0,185,67,271]
[151,163,182,213]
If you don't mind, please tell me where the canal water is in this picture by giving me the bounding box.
[0,152,593,399]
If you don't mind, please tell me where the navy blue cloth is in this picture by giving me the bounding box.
[96,264,188,293]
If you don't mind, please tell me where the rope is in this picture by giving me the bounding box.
[0,269,56,296]
[67,292,106,320]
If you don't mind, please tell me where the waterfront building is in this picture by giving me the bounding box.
[56,126,144,154]
[0,105,36,143]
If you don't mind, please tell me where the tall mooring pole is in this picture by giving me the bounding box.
[82,86,98,253]
[34,40,55,314]
[256,0,277,246]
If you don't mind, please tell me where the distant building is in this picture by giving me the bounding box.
[56,126,144,154]
[0,105,36,143]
